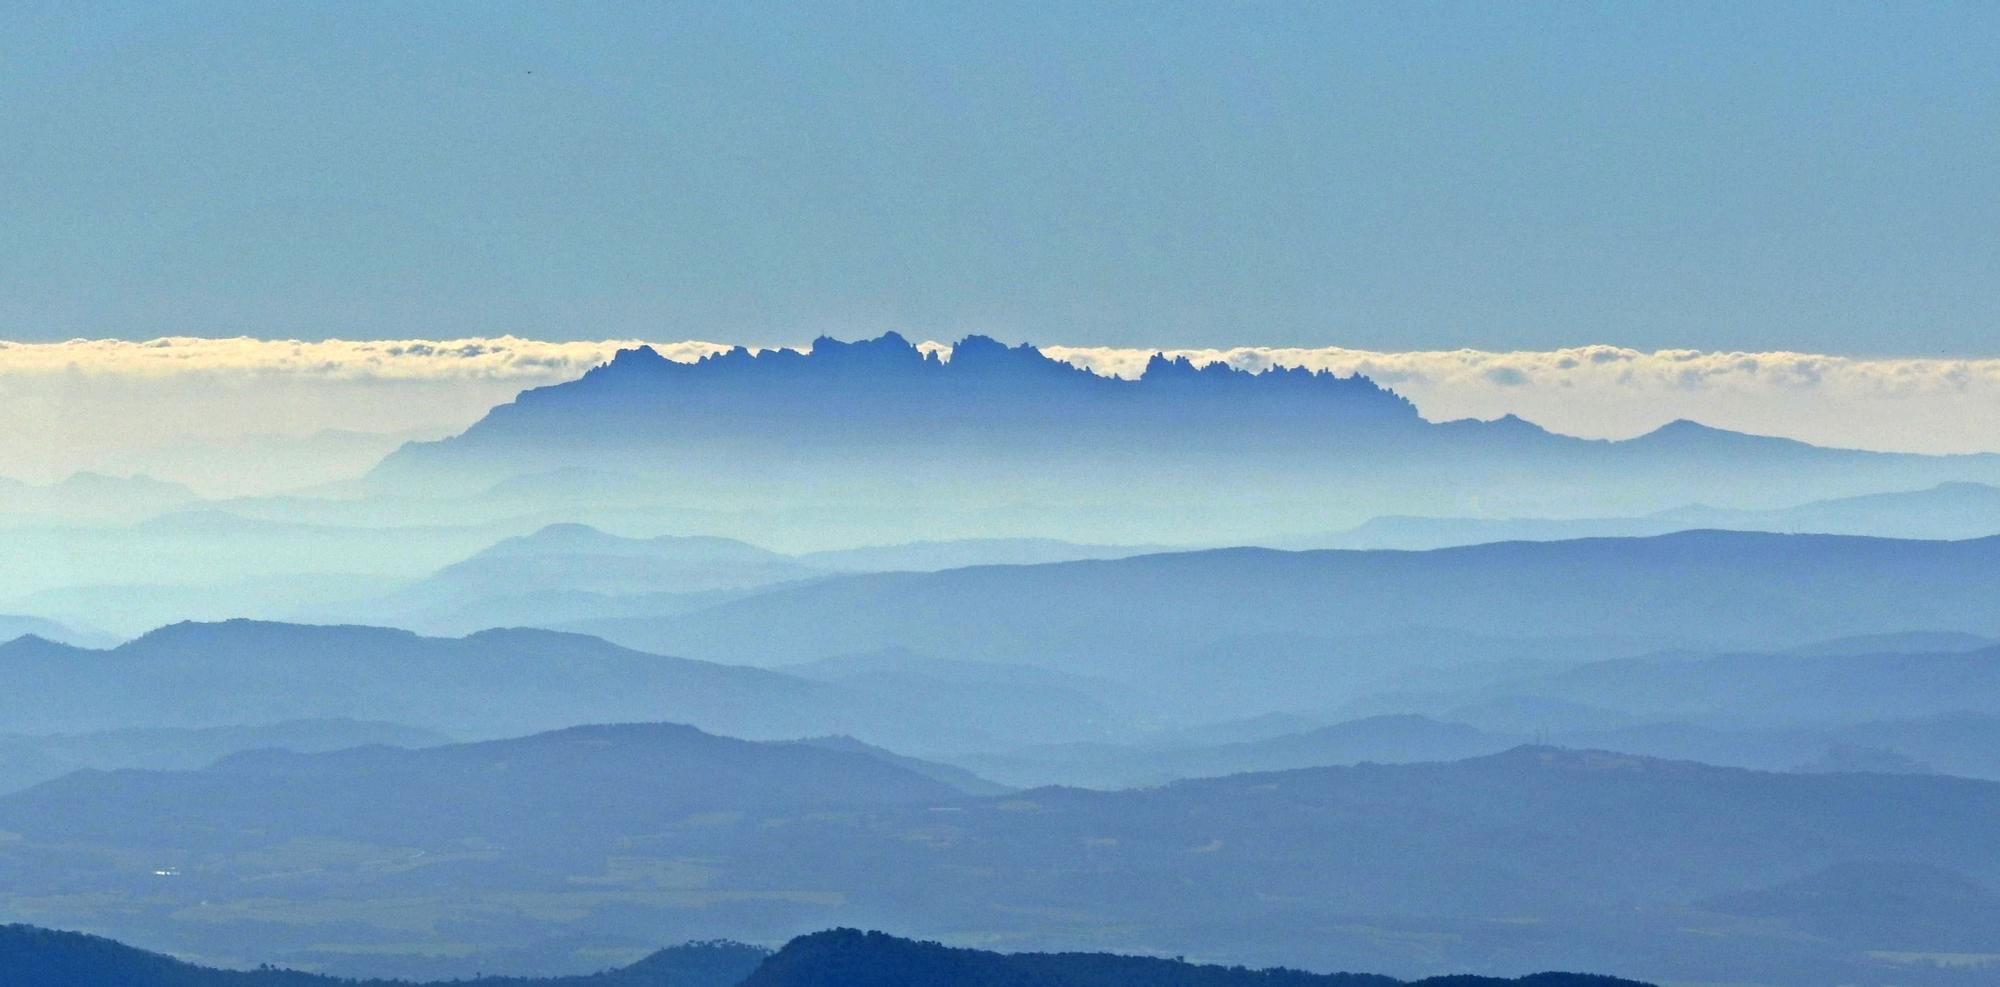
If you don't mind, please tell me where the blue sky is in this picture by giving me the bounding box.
[3,2,1996,354]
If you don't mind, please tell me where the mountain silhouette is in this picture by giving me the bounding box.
[965,707,2000,789]
[0,718,447,795]
[0,723,963,852]
[565,531,2000,685]
[327,524,1160,637]
[365,335,2000,544]
[0,620,1096,749]
[740,929,1655,987]
[1313,481,2000,550]
[0,471,200,523]
[0,614,113,649]
[1504,641,2000,725]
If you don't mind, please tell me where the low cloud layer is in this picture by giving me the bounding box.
[1039,343,2000,456]
[3,336,1995,495]
[0,336,733,380]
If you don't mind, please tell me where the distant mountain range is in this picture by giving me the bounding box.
[0,924,770,987]
[1475,641,2000,727]
[0,718,448,796]
[565,531,2000,694]
[0,723,962,853]
[0,925,1654,987]
[0,620,1104,750]
[15,531,2000,748]
[325,523,1160,637]
[739,930,1655,987]
[1311,481,2000,549]
[364,334,2000,545]
[0,472,198,523]
[1,731,1993,985]
[0,507,1162,637]
[961,709,2000,790]
[0,613,115,649]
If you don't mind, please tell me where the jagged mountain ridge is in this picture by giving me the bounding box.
[406,331,1423,439]
[370,333,1427,489]
[365,334,2000,540]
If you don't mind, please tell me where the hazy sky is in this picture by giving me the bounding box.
[4,2,1997,354]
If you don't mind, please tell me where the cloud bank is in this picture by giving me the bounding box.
[1037,343,2000,457]
[0,336,735,380]
[3,336,1995,494]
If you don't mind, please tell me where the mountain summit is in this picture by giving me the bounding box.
[398,331,1423,444]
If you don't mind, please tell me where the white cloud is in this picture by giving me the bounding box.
[2,337,1996,495]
